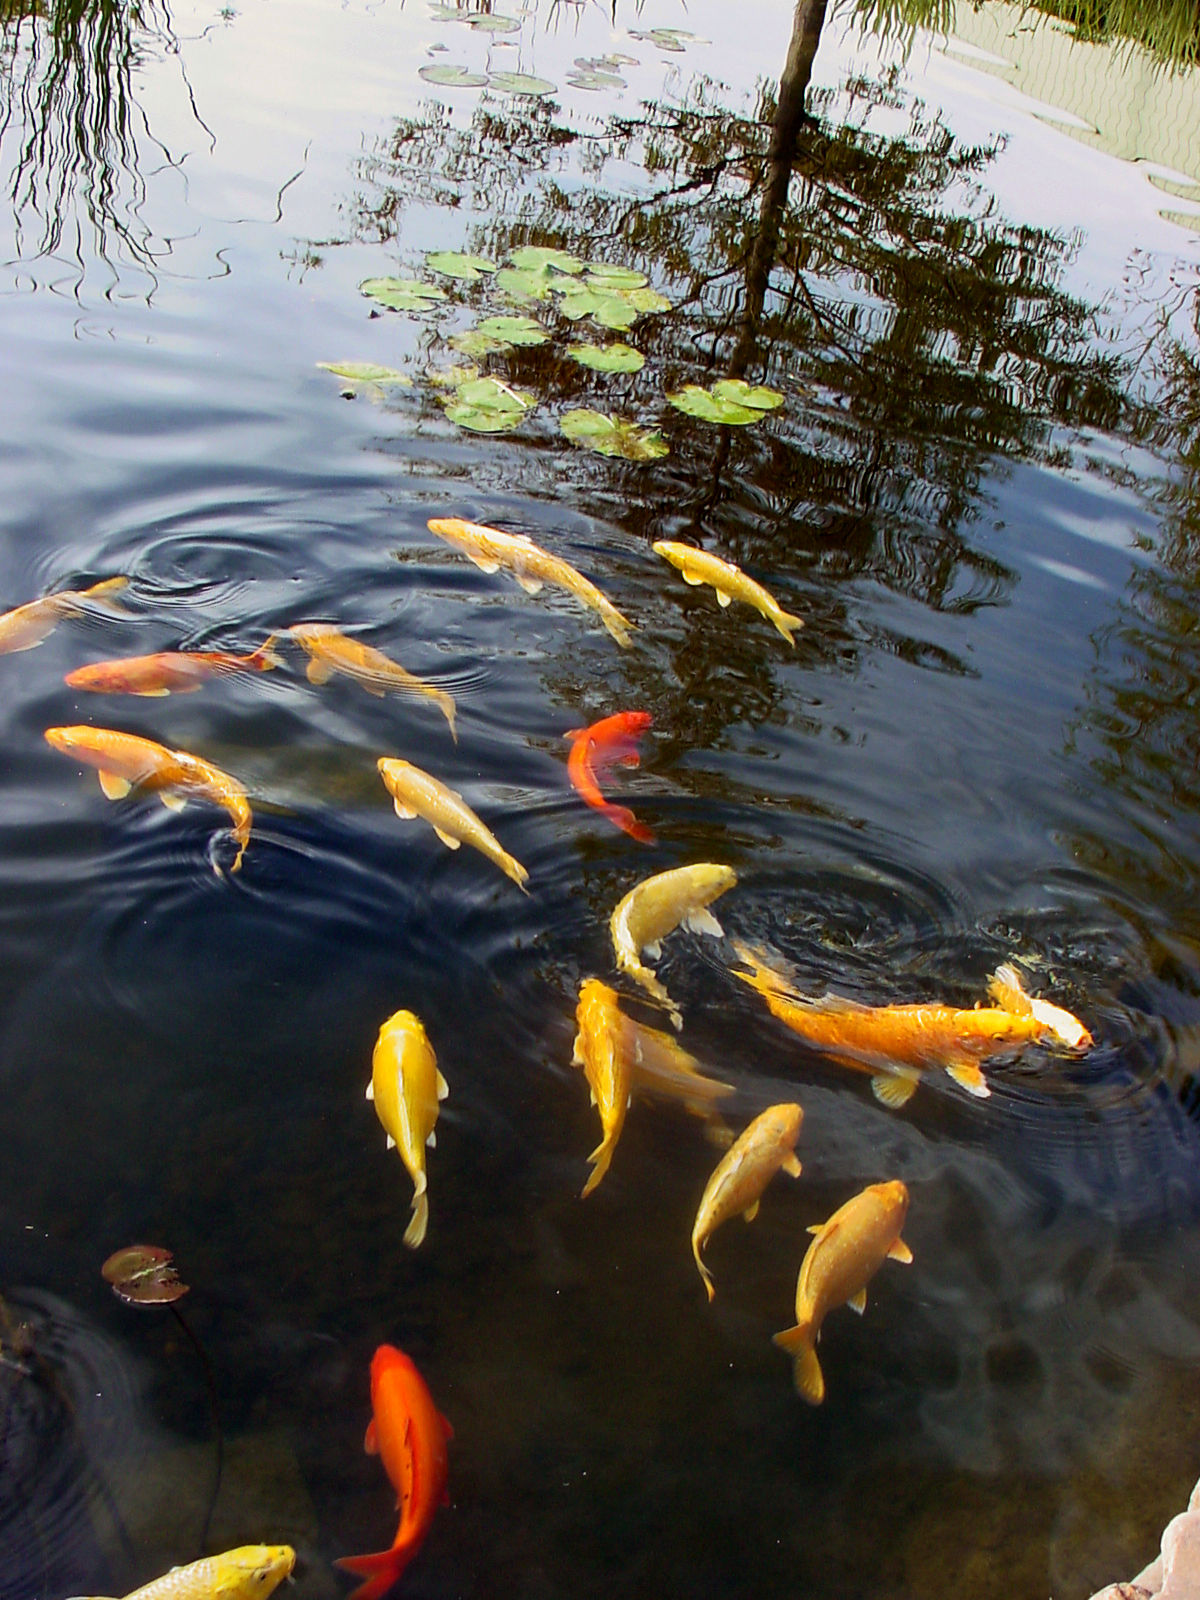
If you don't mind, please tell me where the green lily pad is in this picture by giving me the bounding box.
[487,71,556,96]
[584,265,648,291]
[712,378,784,412]
[317,362,412,385]
[569,342,644,373]
[477,314,548,347]
[496,266,558,302]
[509,246,583,275]
[470,13,520,32]
[629,27,707,50]
[667,383,779,425]
[428,362,479,388]
[418,64,490,87]
[360,276,446,312]
[625,286,671,313]
[561,409,668,461]
[449,329,513,357]
[443,374,533,433]
[568,71,626,90]
[426,250,497,280]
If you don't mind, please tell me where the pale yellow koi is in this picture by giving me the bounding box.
[0,577,129,655]
[290,624,457,742]
[691,1103,803,1301]
[378,756,528,892]
[68,1544,295,1600]
[367,1009,448,1248]
[610,863,737,1027]
[652,541,803,644]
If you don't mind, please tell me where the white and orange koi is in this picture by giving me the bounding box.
[290,624,457,742]
[0,577,129,654]
[691,1103,804,1301]
[652,541,803,644]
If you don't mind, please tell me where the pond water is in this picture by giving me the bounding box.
[2,2,1200,1597]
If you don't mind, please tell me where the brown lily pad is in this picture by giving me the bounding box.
[102,1244,189,1306]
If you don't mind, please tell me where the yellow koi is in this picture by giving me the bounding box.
[691,1103,804,1302]
[69,1544,295,1600]
[774,1180,912,1404]
[427,517,633,647]
[290,624,457,742]
[377,757,529,892]
[611,863,737,1027]
[367,1009,448,1249]
[987,962,1093,1049]
[0,576,129,655]
[652,541,803,644]
[44,725,252,873]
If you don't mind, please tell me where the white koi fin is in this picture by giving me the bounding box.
[135,688,171,697]
[685,907,724,938]
[743,1200,760,1223]
[872,1073,919,1110]
[1029,994,1092,1049]
[426,1130,436,1148]
[945,1061,991,1098]
[848,1288,867,1315]
[682,569,705,586]
[571,1033,584,1067]
[433,827,462,850]
[365,1081,375,1100]
[782,1153,802,1179]
[98,770,131,800]
[515,574,544,595]
[468,554,501,575]
[642,940,662,961]
[364,1419,378,1454]
[386,1135,396,1149]
[158,791,186,813]
[436,1070,449,1100]
[715,589,733,607]
[589,1089,596,1106]
[404,1191,429,1249]
[306,657,334,685]
[887,1236,913,1264]
[393,800,418,819]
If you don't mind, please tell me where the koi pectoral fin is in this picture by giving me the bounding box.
[436,1069,450,1100]
[743,1200,760,1222]
[847,1288,867,1315]
[306,658,334,685]
[685,907,724,938]
[514,574,544,595]
[781,1153,802,1178]
[715,589,733,607]
[433,827,461,849]
[364,1419,378,1455]
[945,1061,991,1098]
[467,554,501,575]
[158,791,187,813]
[98,771,131,800]
[888,1236,913,1264]
[439,1410,455,1441]
[872,1073,918,1110]
[393,800,418,819]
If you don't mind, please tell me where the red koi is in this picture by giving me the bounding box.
[65,637,282,696]
[335,1344,453,1600]
[565,711,654,844]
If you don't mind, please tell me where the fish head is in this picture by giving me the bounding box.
[427,517,468,540]
[217,1545,296,1591]
[287,623,328,649]
[44,725,95,756]
[576,978,621,1031]
[689,863,738,904]
[760,1101,804,1148]
[651,540,685,568]
[377,1008,426,1050]
[868,1179,910,1224]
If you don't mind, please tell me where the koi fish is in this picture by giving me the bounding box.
[691,1103,804,1302]
[565,711,654,843]
[69,1544,295,1600]
[366,1009,448,1249]
[0,576,129,655]
[774,1180,912,1404]
[427,517,633,648]
[731,943,1091,1108]
[987,962,1094,1049]
[572,979,734,1195]
[611,863,738,1027]
[44,725,252,873]
[652,541,803,644]
[378,757,529,892]
[290,624,457,743]
[66,637,282,696]
[335,1344,453,1600]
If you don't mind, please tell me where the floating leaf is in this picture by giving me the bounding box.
[450,329,513,357]
[426,250,497,281]
[496,266,557,302]
[442,373,534,432]
[103,1245,189,1306]
[625,286,671,313]
[418,64,490,87]
[509,246,583,275]
[594,296,640,331]
[428,362,480,388]
[629,27,708,50]
[711,378,784,412]
[667,384,775,425]
[568,71,626,90]
[561,409,668,461]
[569,342,644,373]
[477,314,548,347]
[470,12,520,32]
[317,362,412,385]
[360,277,446,312]
[487,71,556,96]
[558,288,609,322]
[584,265,648,291]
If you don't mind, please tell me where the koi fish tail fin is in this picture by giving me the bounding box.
[437,691,458,744]
[692,1236,716,1302]
[335,1544,415,1600]
[730,941,799,1000]
[987,962,1032,1016]
[500,852,530,895]
[404,1188,429,1249]
[988,963,1092,1049]
[598,601,634,650]
[610,805,655,846]
[771,608,805,646]
[250,634,285,671]
[581,1136,615,1198]
[773,1320,824,1404]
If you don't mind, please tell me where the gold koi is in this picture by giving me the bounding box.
[427,517,633,648]
[367,1009,448,1248]
[774,1180,912,1404]
[377,756,528,892]
[652,541,803,644]
[0,577,129,655]
[987,962,1093,1049]
[290,624,457,742]
[69,1544,295,1600]
[44,725,252,873]
[611,863,737,1027]
[691,1103,804,1302]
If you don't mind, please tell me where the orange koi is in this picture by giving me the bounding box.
[335,1344,453,1600]
[66,637,281,696]
[565,711,654,844]
[45,725,252,873]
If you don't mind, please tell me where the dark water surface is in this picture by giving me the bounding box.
[3,2,1200,1597]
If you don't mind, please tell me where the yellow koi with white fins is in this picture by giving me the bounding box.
[427,517,633,647]
[652,542,803,644]
[691,1103,804,1302]
[611,863,737,1027]
[774,1180,912,1404]
[290,624,457,742]
[0,576,129,654]
[68,1544,295,1600]
[367,1010,448,1249]
[378,757,529,892]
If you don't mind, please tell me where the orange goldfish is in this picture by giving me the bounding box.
[774,1180,912,1403]
[732,943,1091,1108]
[66,637,281,696]
[691,1103,803,1301]
[565,710,654,843]
[336,1344,452,1600]
[45,725,252,873]
[0,576,129,654]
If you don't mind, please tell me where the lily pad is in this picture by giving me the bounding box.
[559,283,668,329]
[568,71,626,90]
[496,266,558,302]
[625,286,671,313]
[487,71,556,96]
[477,314,548,347]
[667,383,781,425]
[712,378,784,412]
[418,64,490,87]
[426,250,497,280]
[428,362,480,388]
[102,1245,189,1306]
[450,330,513,357]
[317,362,412,385]
[470,13,520,32]
[629,27,708,50]
[443,374,534,433]
[509,246,583,275]
[569,342,644,373]
[561,409,668,461]
[584,265,648,291]
[360,276,447,312]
